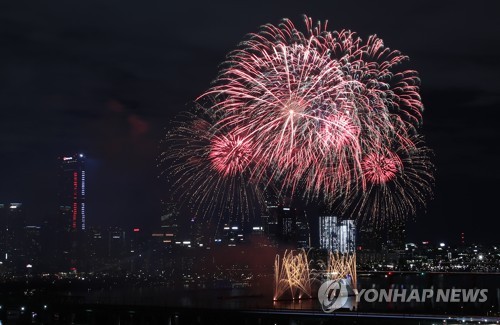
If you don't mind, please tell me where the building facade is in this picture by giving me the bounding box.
[58,154,86,231]
[319,215,338,251]
[319,216,356,253]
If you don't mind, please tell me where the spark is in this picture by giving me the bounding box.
[161,16,434,227]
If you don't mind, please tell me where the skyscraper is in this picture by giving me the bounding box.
[385,220,406,251]
[0,203,26,269]
[295,210,311,248]
[339,220,356,253]
[160,200,179,245]
[261,196,311,248]
[58,154,86,231]
[319,216,356,253]
[319,215,338,251]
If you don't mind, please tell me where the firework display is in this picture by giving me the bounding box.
[320,252,357,289]
[161,16,434,225]
[274,249,313,300]
[274,250,357,301]
[160,108,265,221]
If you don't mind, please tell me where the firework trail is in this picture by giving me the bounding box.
[274,249,313,300]
[159,107,265,222]
[162,16,434,226]
[337,135,434,227]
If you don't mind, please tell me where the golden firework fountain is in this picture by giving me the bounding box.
[273,249,357,301]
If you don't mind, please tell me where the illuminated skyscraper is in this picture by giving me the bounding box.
[339,220,356,253]
[319,215,338,251]
[58,154,86,231]
[319,216,356,253]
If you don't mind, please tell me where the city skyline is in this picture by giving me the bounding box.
[1,1,499,244]
[0,2,499,324]
[0,151,495,246]
[0,151,492,247]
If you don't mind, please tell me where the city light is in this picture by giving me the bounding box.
[0,9,496,325]
[0,2,496,325]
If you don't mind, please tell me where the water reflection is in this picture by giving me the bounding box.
[86,273,499,316]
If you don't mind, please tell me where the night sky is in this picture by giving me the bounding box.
[1,1,499,243]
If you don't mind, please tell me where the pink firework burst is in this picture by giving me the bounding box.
[160,108,265,222]
[209,132,253,177]
[362,151,403,185]
[162,16,434,227]
[337,135,434,227]
[204,37,368,201]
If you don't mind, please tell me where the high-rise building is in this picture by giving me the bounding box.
[279,207,294,239]
[319,215,338,251]
[152,200,183,249]
[357,224,382,251]
[357,221,405,254]
[260,195,311,248]
[0,203,26,269]
[261,196,311,248]
[160,201,179,241]
[261,196,280,237]
[339,220,356,253]
[295,210,311,248]
[319,216,356,253]
[85,226,107,264]
[108,227,126,259]
[385,220,405,251]
[58,154,86,231]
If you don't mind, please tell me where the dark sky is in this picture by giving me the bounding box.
[1,0,499,243]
